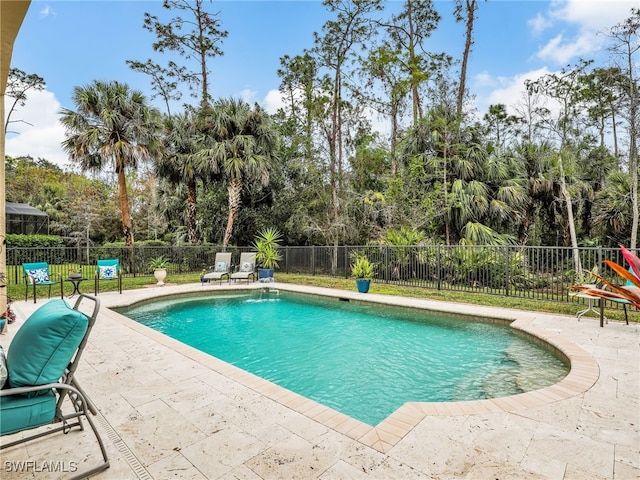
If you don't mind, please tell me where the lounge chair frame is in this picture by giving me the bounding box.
[0,294,110,479]
[230,252,257,283]
[202,252,233,284]
[95,258,122,295]
[22,261,63,303]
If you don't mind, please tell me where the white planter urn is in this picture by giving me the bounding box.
[154,268,167,286]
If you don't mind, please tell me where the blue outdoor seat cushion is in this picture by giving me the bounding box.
[98,264,117,279]
[23,262,56,284]
[7,299,88,390]
[0,389,56,435]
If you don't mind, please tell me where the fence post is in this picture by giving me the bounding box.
[284,246,289,274]
[505,247,511,297]
[383,246,388,283]
[12,248,18,284]
[437,245,442,290]
[597,246,603,272]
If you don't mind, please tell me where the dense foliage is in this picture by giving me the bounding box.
[7,3,639,252]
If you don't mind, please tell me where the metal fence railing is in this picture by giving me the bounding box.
[4,244,635,311]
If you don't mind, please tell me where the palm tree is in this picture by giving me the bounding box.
[200,98,278,248]
[593,171,633,246]
[157,111,207,244]
[60,80,162,247]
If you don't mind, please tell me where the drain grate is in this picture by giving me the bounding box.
[96,412,153,480]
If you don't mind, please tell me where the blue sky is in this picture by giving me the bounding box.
[5,0,638,168]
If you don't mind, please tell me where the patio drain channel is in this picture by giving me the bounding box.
[96,412,152,480]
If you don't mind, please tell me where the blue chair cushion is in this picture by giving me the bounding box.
[27,268,50,283]
[7,299,88,391]
[0,389,56,435]
[214,261,227,272]
[99,264,117,280]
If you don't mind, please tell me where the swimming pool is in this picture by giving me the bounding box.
[119,290,569,426]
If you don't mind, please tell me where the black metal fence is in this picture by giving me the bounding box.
[5,244,633,307]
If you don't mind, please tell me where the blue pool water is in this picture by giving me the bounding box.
[119,291,568,425]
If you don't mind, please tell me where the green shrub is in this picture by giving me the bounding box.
[6,234,63,248]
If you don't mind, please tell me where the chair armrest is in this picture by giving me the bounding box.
[0,382,62,397]
[72,294,100,321]
[49,272,62,282]
[0,382,95,415]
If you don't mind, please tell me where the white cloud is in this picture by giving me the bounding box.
[535,0,636,66]
[550,0,637,31]
[474,71,499,88]
[39,5,55,18]
[536,32,600,64]
[4,89,70,168]
[528,13,553,36]
[262,89,285,115]
[480,1,636,123]
[238,88,258,104]
[474,67,553,117]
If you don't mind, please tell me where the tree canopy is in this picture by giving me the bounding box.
[10,4,639,251]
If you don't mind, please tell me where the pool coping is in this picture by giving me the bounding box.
[101,282,600,454]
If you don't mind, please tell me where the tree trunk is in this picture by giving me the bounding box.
[117,159,134,247]
[628,55,638,251]
[443,139,451,246]
[457,0,477,118]
[407,0,420,125]
[629,127,638,251]
[223,177,242,248]
[559,169,582,278]
[390,97,399,176]
[187,179,198,244]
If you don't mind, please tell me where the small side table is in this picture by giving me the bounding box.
[572,291,607,327]
[66,276,88,297]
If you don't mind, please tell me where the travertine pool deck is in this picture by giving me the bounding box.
[1,282,638,479]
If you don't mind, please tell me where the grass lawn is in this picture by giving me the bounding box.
[6,271,633,323]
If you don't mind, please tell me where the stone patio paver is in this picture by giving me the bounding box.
[1,282,638,479]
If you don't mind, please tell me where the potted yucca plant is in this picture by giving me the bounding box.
[253,228,283,281]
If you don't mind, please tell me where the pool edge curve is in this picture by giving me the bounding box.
[101,282,600,454]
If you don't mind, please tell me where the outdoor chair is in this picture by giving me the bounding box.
[608,267,639,325]
[0,294,110,479]
[95,259,122,295]
[22,261,63,303]
[230,252,257,282]
[201,252,232,284]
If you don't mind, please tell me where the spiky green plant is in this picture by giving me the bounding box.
[253,227,283,270]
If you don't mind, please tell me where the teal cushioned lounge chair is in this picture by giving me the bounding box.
[95,258,122,295]
[0,294,110,479]
[22,261,63,303]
